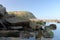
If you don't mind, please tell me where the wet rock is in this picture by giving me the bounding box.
[43,31,54,38]
[49,24,57,30]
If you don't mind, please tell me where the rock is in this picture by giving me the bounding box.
[49,24,57,30]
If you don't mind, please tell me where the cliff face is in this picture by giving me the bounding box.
[5,11,36,23]
[8,11,36,19]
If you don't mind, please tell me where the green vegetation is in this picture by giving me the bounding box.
[37,21,46,25]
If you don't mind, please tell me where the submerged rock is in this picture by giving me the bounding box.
[43,30,54,38]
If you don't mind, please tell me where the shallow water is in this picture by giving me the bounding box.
[45,22,60,40]
[0,22,60,40]
[52,23,60,40]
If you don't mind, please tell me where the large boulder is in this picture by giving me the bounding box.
[49,24,57,30]
[0,4,6,18]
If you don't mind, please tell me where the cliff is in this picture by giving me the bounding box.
[5,11,36,23]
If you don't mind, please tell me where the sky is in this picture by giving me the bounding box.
[0,0,60,19]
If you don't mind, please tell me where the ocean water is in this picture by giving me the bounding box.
[0,22,60,40]
[46,22,60,40]
[52,23,60,40]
